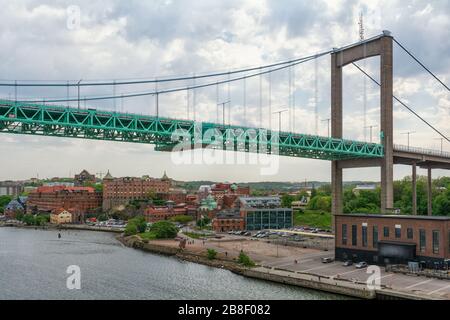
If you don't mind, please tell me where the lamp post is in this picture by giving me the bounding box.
[401,131,416,149]
[217,100,230,126]
[364,125,378,143]
[434,137,445,154]
[321,118,331,137]
[272,108,288,132]
[77,79,82,109]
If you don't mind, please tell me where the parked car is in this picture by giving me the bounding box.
[343,260,353,267]
[321,257,334,263]
[355,261,368,269]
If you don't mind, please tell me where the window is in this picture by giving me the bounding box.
[383,226,389,238]
[395,226,401,239]
[352,225,357,246]
[362,225,368,247]
[419,229,426,253]
[373,226,378,248]
[407,228,413,240]
[432,230,440,254]
[342,224,347,245]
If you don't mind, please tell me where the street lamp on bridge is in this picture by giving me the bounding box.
[272,108,288,132]
[321,118,331,137]
[434,137,447,154]
[364,125,378,143]
[401,131,416,149]
[217,100,230,126]
[77,79,82,109]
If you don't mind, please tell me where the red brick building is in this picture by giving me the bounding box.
[158,189,187,204]
[144,204,188,222]
[74,169,96,187]
[335,214,450,266]
[26,186,102,215]
[212,211,245,232]
[102,174,171,210]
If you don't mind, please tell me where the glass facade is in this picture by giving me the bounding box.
[245,209,292,230]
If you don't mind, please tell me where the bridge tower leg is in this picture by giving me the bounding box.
[379,35,394,213]
[330,32,394,232]
[412,162,417,215]
[427,167,432,216]
[331,53,343,232]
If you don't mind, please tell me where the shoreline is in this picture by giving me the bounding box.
[0,224,439,300]
[0,222,123,233]
[117,235,399,300]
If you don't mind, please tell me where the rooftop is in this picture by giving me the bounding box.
[335,213,450,221]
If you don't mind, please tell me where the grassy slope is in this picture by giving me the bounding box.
[293,210,332,230]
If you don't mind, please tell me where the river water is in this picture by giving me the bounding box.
[0,227,346,300]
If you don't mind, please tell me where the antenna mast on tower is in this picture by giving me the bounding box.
[359,11,368,141]
[358,12,365,41]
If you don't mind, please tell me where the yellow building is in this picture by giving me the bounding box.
[50,209,72,225]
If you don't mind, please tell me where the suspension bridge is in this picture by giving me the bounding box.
[0,31,449,222]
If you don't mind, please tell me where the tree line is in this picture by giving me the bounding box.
[281,176,450,216]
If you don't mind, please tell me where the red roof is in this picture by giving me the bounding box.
[36,186,95,193]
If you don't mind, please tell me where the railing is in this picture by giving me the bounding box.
[386,264,450,280]
[393,144,450,159]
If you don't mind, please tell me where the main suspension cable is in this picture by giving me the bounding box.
[352,62,450,144]
[18,55,323,104]
[393,38,450,92]
[0,51,332,87]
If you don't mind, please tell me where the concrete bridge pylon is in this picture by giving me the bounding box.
[331,31,394,231]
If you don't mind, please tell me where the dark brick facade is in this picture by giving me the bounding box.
[335,214,450,265]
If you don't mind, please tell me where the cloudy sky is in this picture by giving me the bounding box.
[0,0,449,182]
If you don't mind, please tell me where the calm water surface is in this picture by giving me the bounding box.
[0,227,348,300]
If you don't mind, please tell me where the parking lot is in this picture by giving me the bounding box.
[260,248,450,299]
[174,228,450,299]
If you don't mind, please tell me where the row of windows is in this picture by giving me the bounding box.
[341,224,447,254]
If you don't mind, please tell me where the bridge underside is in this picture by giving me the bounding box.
[0,100,384,161]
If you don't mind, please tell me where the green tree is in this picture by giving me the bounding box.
[149,221,179,239]
[281,194,296,208]
[307,195,331,212]
[206,248,217,260]
[433,190,450,216]
[170,215,193,224]
[124,223,138,236]
[124,216,147,236]
[15,212,24,221]
[0,195,12,213]
[196,217,211,228]
[22,215,35,225]
[238,251,255,267]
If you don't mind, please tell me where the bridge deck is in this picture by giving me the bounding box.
[393,144,450,169]
[0,100,384,161]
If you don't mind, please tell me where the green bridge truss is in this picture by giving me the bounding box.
[0,100,384,160]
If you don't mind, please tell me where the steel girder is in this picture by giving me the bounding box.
[0,100,384,160]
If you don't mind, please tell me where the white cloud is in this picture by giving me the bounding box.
[0,0,449,182]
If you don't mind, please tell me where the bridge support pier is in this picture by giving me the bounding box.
[330,32,394,231]
[412,162,417,215]
[427,167,432,216]
[331,161,342,232]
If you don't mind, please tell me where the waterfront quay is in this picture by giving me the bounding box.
[139,232,450,300]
